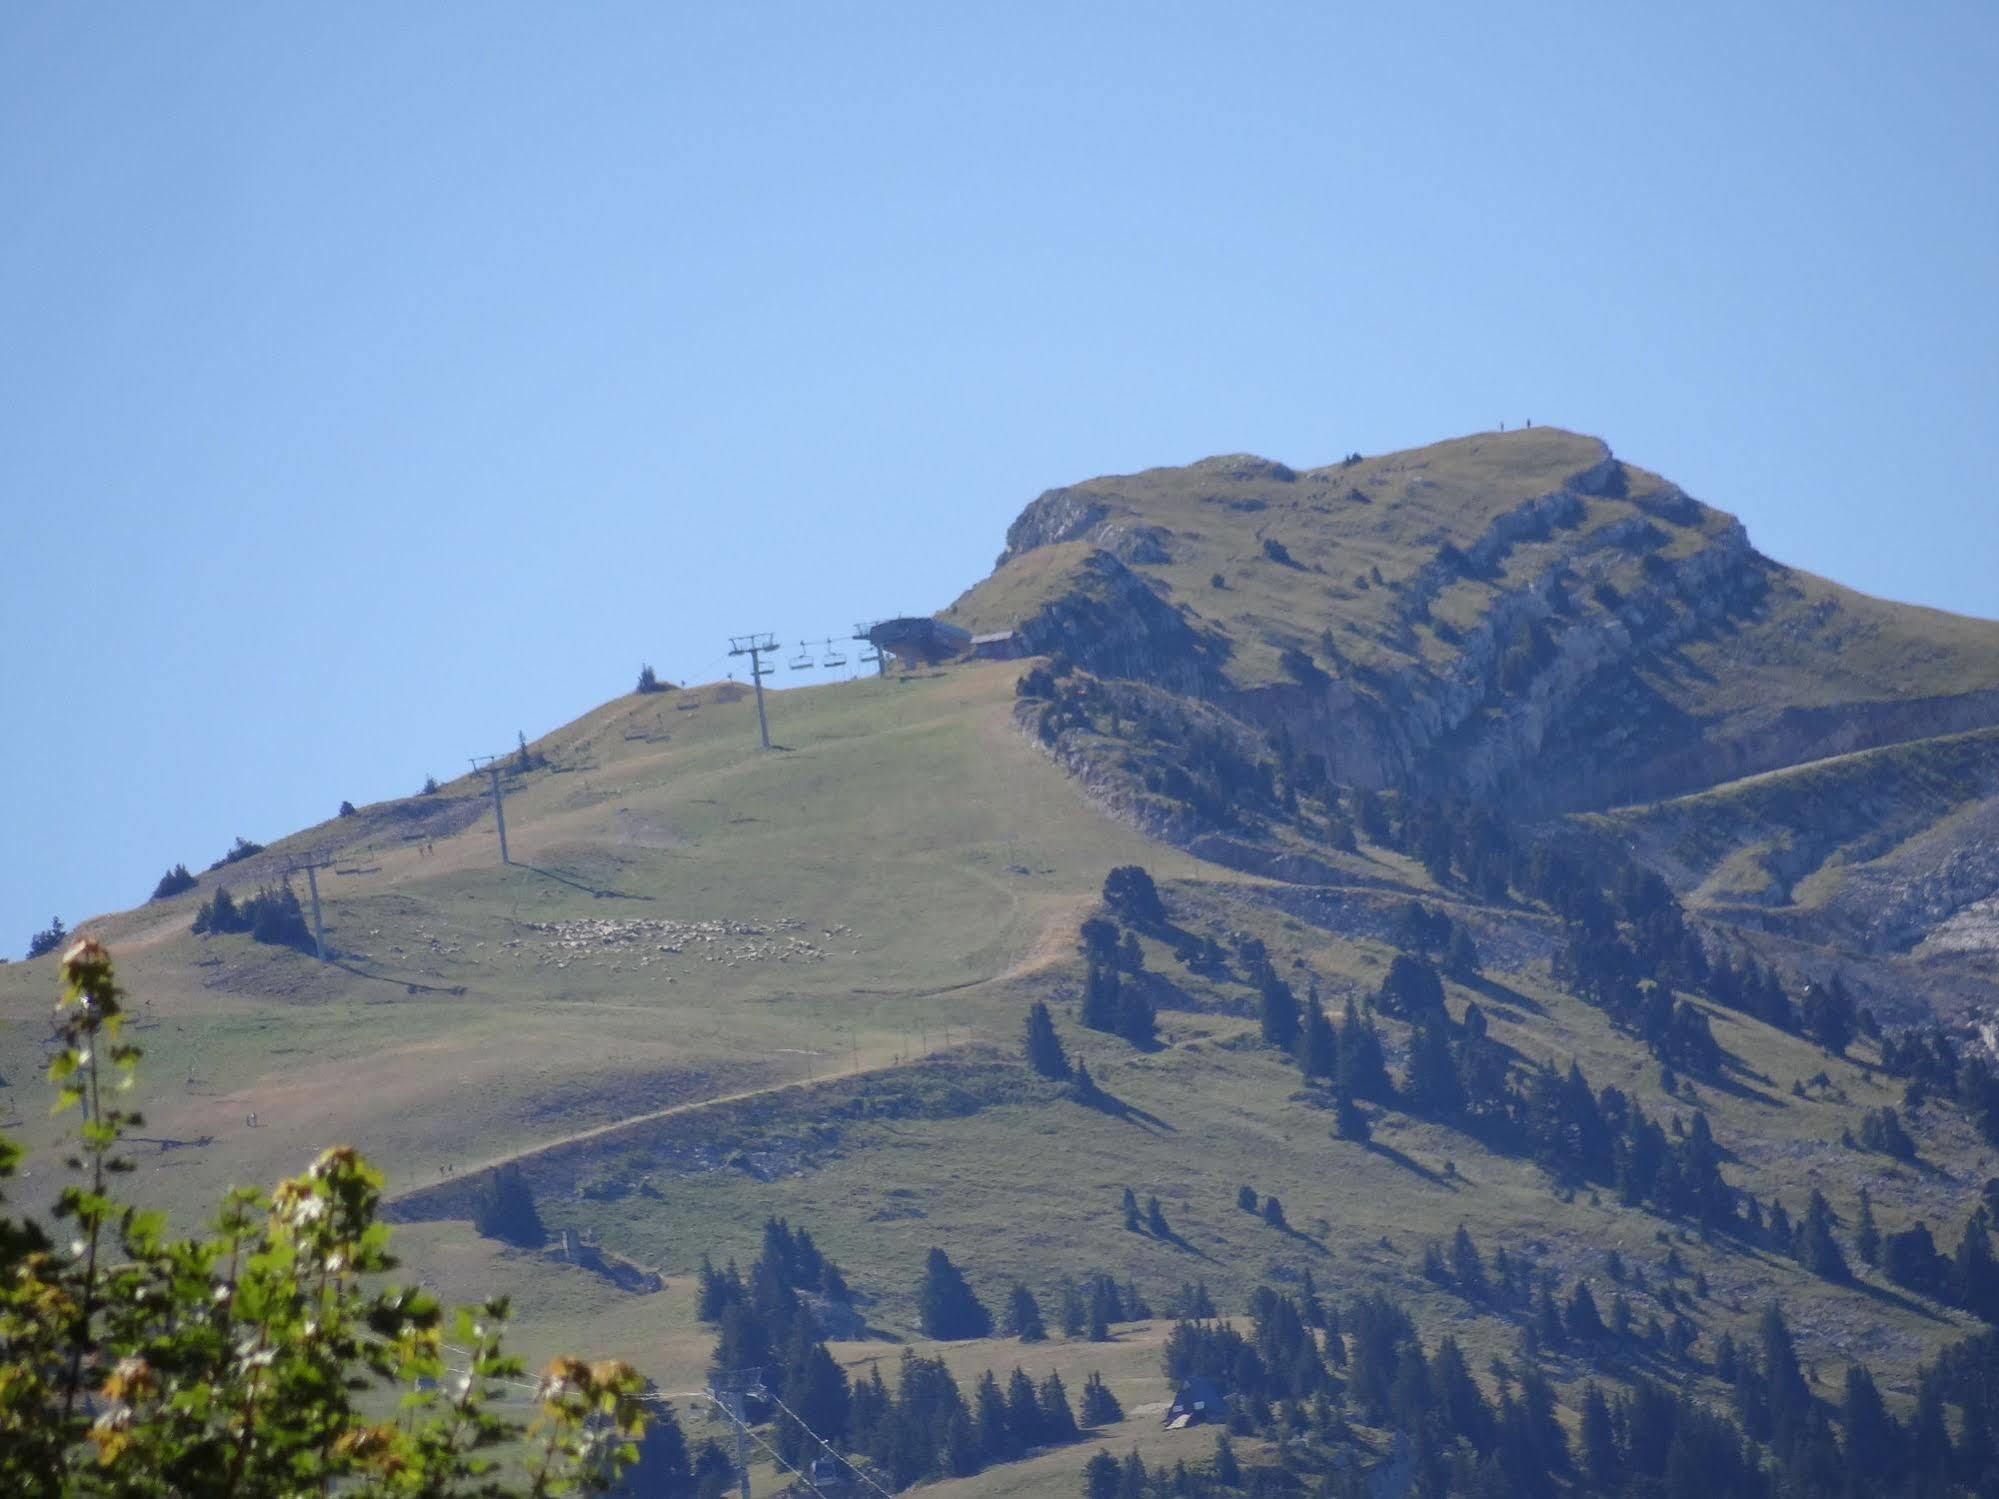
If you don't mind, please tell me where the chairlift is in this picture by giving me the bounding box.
[820,637,848,669]
[788,640,815,670]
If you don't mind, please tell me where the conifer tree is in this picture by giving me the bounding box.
[1081,960,1120,1033]
[474,1162,545,1248]
[1082,1449,1120,1499]
[1005,1283,1047,1342]
[1114,984,1157,1048]
[1060,1280,1088,1338]
[1449,1224,1486,1299]
[1024,1001,1071,1079]
[1580,1384,1619,1490]
[1566,1281,1606,1343]
[918,1248,992,1340]
[1257,971,1300,1050]
[1039,1371,1080,1441]
[975,1370,1016,1460]
[1856,1186,1881,1268]
[1070,1059,1102,1106]
[1212,1433,1241,1487]
[1795,1188,1851,1282]
[1444,923,1481,979]
[1955,1210,1999,1321]
[1079,1371,1123,1426]
[1337,999,1391,1100]
[1294,990,1338,1080]
[1008,1367,1046,1447]
[1146,1196,1171,1238]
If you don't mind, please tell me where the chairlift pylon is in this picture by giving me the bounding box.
[788,640,815,670]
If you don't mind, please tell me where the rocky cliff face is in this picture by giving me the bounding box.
[966,433,1999,819]
[961,428,1999,995]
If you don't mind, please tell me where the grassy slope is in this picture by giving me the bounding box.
[0,665,1212,1211]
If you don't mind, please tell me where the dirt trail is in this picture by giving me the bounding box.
[383,1045,932,1203]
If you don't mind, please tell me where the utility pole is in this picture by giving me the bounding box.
[852,623,885,677]
[728,634,777,749]
[284,848,334,961]
[469,754,510,864]
[708,1368,766,1499]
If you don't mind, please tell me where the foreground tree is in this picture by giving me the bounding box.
[0,939,647,1495]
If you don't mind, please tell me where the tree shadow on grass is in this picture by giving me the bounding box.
[1363,1139,1461,1192]
[1695,1062,1788,1112]
[1263,1220,1331,1256]
[1462,974,1546,1017]
[1134,1224,1221,1264]
[324,957,467,998]
[1075,1085,1176,1135]
[514,863,654,902]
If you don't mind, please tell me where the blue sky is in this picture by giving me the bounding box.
[3,2,1995,948]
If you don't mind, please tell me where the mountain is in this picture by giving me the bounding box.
[7,427,1999,1498]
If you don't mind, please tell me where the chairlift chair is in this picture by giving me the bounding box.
[820,637,848,669]
[788,641,815,670]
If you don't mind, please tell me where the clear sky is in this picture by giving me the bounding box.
[3,3,1995,949]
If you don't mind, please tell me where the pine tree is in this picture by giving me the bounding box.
[1377,953,1446,1021]
[975,1370,1016,1461]
[1445,924,1481,979]
[1079,1371,1123,1426]
[1580,1383,1619,1490]
[1008,1367,1046,1448]
[1121,1187,1141,1232]
[1070,1059,1102,1106]
[473,1163,544,1247]
[1856,1186,1881,1268]
[1333,1088,1371,1143]
[1116,1449,1147,1499]
[1103,866,1164,925]
[1534,1286,1565,1351]
[1236,1184,1257,1212]
[1449,1225,1486,1299]
[1338,1000,1391,1100]
[1566,1282,1606,1343]
[1082,1450,1120,1499]
[1005,1283,1047,1342]
[1114,984,1157,1049]
[1840,1365,1904,1478]
[1257,972,1300,1050]
[1795,1188,1851,1282]
[1294,990,1338,1080]
[1261,1195,1287,1230]
[1060,1280,1087,1338]
[1954,1210,1999,1321]
[1024,1002,1071,1079]
[1081,961,1120,1033]
[1039,1371,1080,1441]
[1146,1196,1171,1238]
[1212,1433,1241,1487]
[917,1248,992,1339]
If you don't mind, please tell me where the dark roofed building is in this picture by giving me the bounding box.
[868,617,972,666]
[1163,1375,1225,1429]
